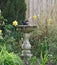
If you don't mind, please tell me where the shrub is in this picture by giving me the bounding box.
[0,46,24,65]
[28,51,48,65]
[30,16,57,64]
[0,0,26,24]
[0,24,23,54]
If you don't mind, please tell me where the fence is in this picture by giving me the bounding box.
[26,0,57,25]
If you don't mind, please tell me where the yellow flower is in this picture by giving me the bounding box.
[47,18,52,23]
[33,15,37,20]
[13,20,18,26]
[0,30,2,34]
[47,18,53,25]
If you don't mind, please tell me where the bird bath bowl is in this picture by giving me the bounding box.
[16,25,36,33]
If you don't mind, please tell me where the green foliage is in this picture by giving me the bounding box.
[28,56,39,65]
[30,34,49,57]
[0,46,24,65]
[0,0,26,24]
[28,52,48,65]
[0,15,4,20]
[40,51,48,65]
[30,19,57,65]
[0,24,23,54]
[4,24,23,41]
[48,54,57,65]
[6,25,23,53]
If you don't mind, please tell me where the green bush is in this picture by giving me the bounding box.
[28,51,48,65]
[5,25,23,53]
[30,32,49,57]
[30,18,57,64]
[0,24,23,54]
[0,0,26,24]
[0,46,24,65]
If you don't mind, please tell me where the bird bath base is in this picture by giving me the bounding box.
[16,25,36,58]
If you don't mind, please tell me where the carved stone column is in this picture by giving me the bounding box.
[21,33,32,57]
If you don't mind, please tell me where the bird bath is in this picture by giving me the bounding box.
[16,25,37,58]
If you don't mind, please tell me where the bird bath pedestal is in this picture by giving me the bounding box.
[16,25,36,64]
